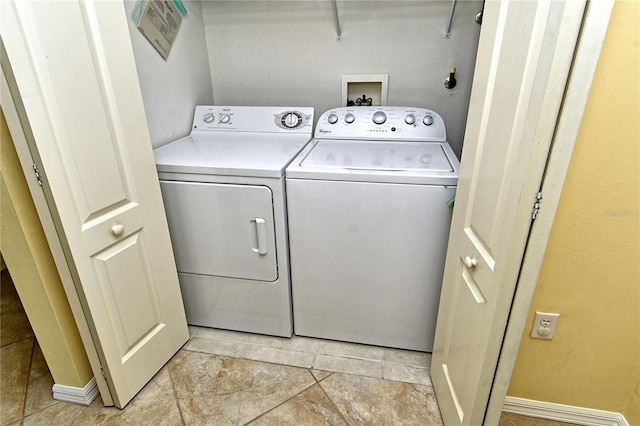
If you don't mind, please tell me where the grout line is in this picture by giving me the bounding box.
[180,346,250,361]
[20,336,36,421]
[240,378,319,426]
[165,353,187,426]
[0,334,37,349]
[317,375,352,426]
[310,364,334,383]
[316,351,384,363]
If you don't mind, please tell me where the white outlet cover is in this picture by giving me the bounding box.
[530,311,560,340]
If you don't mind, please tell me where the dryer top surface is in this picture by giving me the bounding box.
[154,132,313,178]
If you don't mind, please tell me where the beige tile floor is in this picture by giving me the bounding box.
[1,270,577,425]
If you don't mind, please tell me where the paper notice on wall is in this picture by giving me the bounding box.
[133,0,182,60]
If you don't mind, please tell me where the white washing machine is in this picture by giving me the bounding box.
[154,106,313,337]
[286,106,459,351]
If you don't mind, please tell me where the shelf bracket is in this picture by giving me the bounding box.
[444,0,457,39]
[331,0,342,41]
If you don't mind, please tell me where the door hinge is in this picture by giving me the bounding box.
[532,191,543,220]
[100,365,107,379]
[32,164,43,186]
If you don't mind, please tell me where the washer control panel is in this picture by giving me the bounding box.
[315,107,446,141]
[192,106,313,133]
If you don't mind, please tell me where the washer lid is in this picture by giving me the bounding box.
[300,140,453,172]
[154,132,312,178]
[286,138,459,185]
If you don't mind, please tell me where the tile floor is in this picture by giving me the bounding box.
[1,269,577,425]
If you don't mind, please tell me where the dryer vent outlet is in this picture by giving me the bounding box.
[342,74,388,107]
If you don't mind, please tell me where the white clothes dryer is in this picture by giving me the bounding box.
[154,106,313,337]
[286,107,459,351]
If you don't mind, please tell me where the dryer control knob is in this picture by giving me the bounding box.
[203,113,215,123]
[423,114,434,126]
[283,112,301,128]
[344,113,355,124]
[219,114,231,124]
[328,114,339,124]
[405,114,416,125]
[372,111,387,125]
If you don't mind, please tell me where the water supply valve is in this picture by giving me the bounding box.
[444,67,457,89]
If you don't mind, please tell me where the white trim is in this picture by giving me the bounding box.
[503,397,630,426]
[53,377,99,406]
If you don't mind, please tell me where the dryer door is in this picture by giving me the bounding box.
[160,181,278,282]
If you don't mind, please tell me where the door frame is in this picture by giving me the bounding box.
[484,0,614,422]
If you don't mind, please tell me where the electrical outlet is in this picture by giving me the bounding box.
[530,311,560,340]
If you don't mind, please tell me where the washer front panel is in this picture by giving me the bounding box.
[287,178,455,351]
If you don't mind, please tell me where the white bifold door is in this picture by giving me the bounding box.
[430,1,591,425]
[1,1,188,408]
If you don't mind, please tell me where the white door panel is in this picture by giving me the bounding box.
[2,0,188,408]
[431,1,586,424]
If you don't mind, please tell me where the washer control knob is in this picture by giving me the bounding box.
[219,114,231,124]
[283,112,301,128]
[203,113,215,123]
[372,111,387,125]
[344,113,355,124]
[405,114,416,125]
[328,113,339,124]
[423,114,434,126]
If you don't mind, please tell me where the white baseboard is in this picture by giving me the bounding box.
[503,396,629,426]
[52,377,99,406]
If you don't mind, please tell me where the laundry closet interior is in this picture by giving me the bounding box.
[125,0,482,348]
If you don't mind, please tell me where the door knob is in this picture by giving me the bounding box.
[111,224,124,236]
[463,256,478,269]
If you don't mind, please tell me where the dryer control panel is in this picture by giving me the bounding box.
[315,107,446,142]
[192,106,314,133]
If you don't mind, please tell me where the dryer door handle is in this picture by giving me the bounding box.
[252,218,268,255]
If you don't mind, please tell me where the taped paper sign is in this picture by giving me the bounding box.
[133,0,182,60]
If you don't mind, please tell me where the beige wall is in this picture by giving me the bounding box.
[0,108,93,387]
[508,1,640,424]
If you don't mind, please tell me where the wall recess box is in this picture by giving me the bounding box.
[342,74,388,107]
